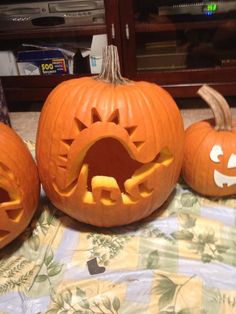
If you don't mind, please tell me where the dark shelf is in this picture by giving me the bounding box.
[135,18,236,33]
[0,24,107,40]
[1,74,84,103]
[136,66,236,97]
[136,67,236,84]
[2,66,236,104]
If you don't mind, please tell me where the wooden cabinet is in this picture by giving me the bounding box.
[119,0,236,98]
[1,0,236,109]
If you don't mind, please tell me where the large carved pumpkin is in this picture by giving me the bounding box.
[0,123,40,249]
[182,85,236,196]
[36,45,184,227]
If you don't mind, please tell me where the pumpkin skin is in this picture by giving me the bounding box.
[182,85,236,197]
[0,123,40,249]
[36,45,184,227]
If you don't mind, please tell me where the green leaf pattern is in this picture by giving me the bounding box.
[87,233,132,266]
[153,273,199,314]
[171,213,230,263]
[46,286,121,314]
[34,248,63,284]
[0,180,236,313]
[0,256,39,295]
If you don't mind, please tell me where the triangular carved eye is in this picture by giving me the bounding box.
[74,117,87,132]
[108,109,119,124]
[92,108,102,123]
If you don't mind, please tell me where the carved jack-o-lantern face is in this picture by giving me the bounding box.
[36,46,184,227]
[0,123,40,249]
[210,145,236,188]
[182,85,236,197]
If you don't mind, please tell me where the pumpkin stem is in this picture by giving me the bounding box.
[197,85,232,131]
[95,45,130,85]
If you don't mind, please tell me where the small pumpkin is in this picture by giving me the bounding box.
[0,123,40,249]
[36,45,184,227]
[182,84,236,197]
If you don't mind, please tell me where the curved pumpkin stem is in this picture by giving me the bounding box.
[197,85,232,131]
[95,45,130,85]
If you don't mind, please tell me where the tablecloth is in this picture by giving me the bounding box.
[0,140,236,314]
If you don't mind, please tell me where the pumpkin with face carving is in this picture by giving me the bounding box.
[36,45,184,227]
[0,123,40,249]
[182,85,236,197]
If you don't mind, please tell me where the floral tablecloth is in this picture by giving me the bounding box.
[0,141,236,314]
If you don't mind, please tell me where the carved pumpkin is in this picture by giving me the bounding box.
[0,123,40,249]
[36,45,184,227]
[182,85,236,196]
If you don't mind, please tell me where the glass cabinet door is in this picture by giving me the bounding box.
[133,0,236,72]
[120,0,236,97]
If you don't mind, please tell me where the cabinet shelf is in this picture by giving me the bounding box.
[2,66,236,104]
[135,18,236,33]
[1,75,80,103]
[136,66,236,97]
[0,24,107,40]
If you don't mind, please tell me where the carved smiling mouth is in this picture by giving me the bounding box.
[54,138,173,204]
[214,170,236,188]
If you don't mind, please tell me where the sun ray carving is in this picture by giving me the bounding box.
[74,117,88,132]
[58,164,67,170]
[108,109,120,124]
[59,141,74,170]
[125,125,138,137]
[133,141,145,150]
[59,154,68,162]
[61,138,74,148]
[92,108,102,123]
[60,139,74,167]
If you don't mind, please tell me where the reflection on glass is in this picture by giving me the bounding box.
[134,0,236,71]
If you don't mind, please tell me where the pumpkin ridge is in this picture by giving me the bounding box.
[148,83,183,186]
[77,80,111,126]
[196,130,220,192]
[183,127,217,191]
[132,84,157,157]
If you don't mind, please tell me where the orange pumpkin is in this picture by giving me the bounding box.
[36,45,184,227]
[182,85,236,197]
[0,123,40,249]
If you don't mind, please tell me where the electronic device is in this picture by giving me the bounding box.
[158,1,236,16]
[0,0,105,30]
